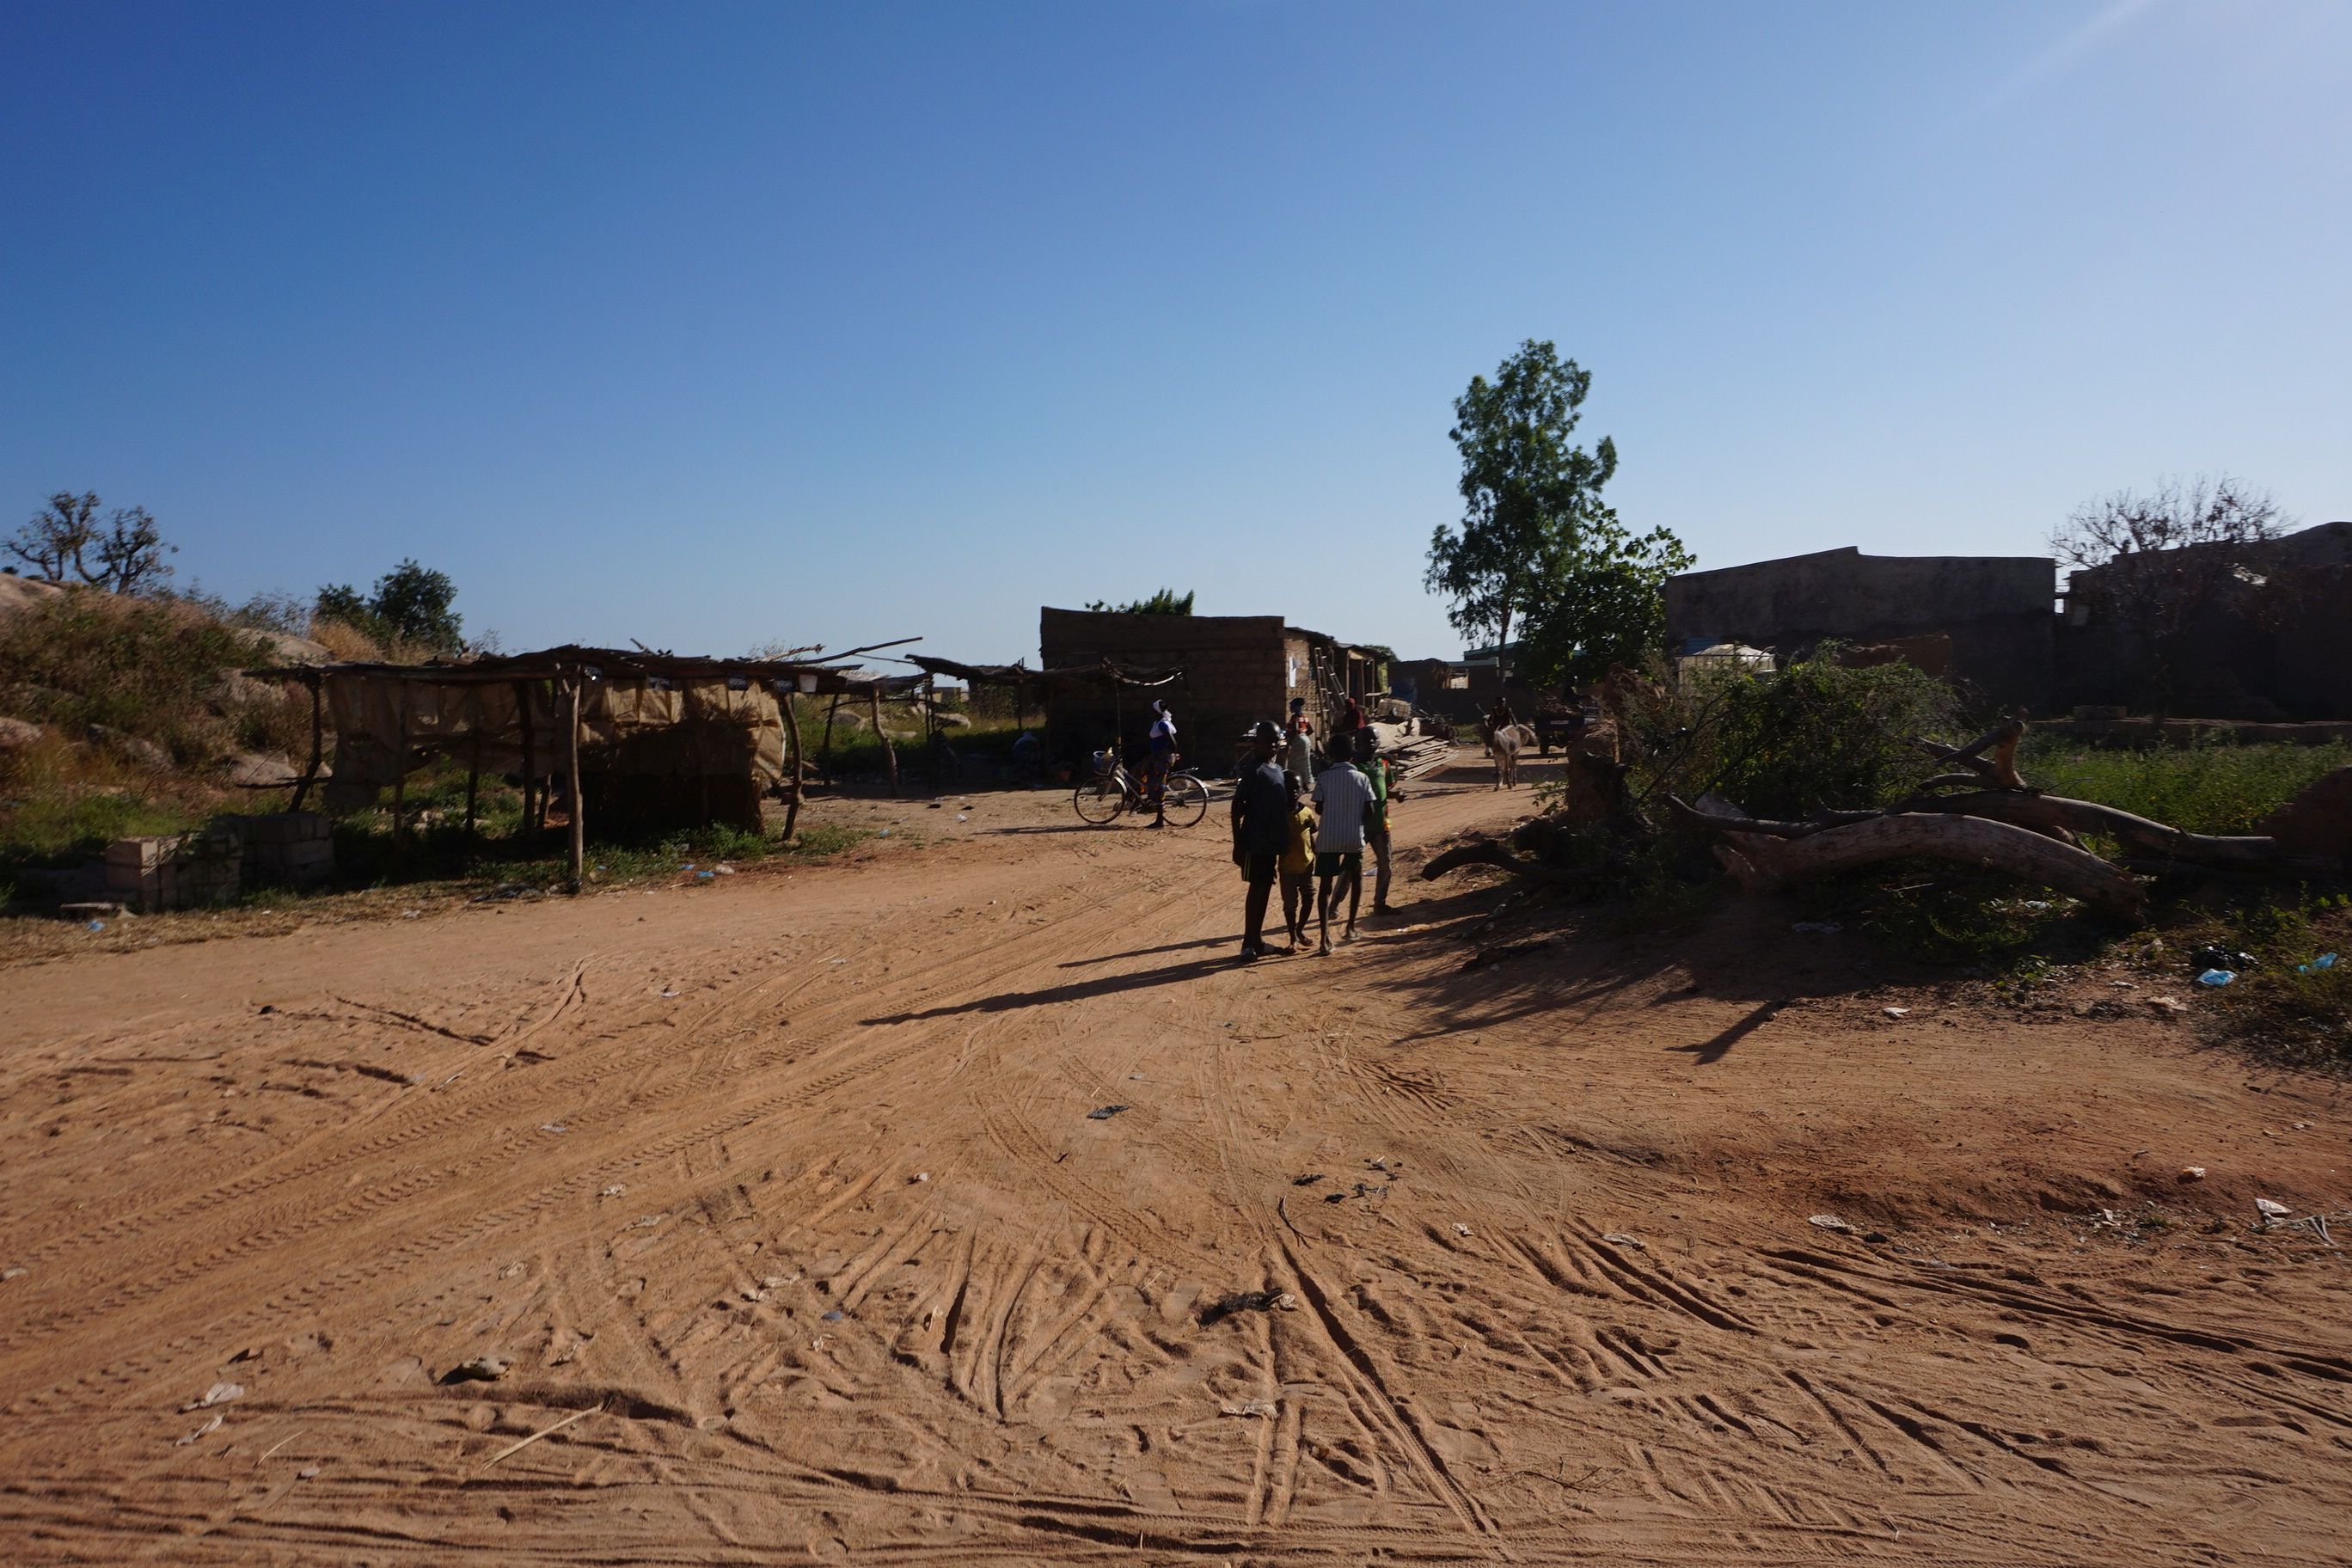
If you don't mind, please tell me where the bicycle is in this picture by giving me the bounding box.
[1073,750,1210,828]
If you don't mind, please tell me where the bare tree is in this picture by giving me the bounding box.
[2052,475,2288,715]
[7,490,176,592]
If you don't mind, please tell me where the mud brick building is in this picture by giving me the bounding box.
[1664,548,2057,711]
[1038,608,1375,769]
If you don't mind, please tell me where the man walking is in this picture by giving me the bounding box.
[1142,700,1178,826]
[1312,732,1375,953]
[1354,728,1399,916]
[1230,720,1290,961]
[1283,697,1314,795]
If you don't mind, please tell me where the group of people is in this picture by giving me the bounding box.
[1230,695,1398,961]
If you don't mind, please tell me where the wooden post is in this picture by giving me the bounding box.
[290,672,325,812]
[462,724,481,842]
[517,679,536,840]
[778,683,804,842]
[923,675,938,781]
[820,691,842,776]
[389,684,410,848]
[566,671,585,891]
[870,684,897,795]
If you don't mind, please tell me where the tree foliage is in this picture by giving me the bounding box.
[315,559,465,654]
[1515,512,1694,688]
[7,490,177,593]
[1084,587,1195,615]
[1425,341,1617,669]
[2051,475,2288,714]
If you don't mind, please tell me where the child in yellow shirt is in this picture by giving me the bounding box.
[1279,796,1318,952]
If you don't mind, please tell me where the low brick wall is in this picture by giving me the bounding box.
[103,812,334,912]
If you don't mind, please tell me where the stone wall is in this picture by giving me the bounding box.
[1665,548,2056,711]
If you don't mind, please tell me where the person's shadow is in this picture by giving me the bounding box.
[862,952,1238,1025]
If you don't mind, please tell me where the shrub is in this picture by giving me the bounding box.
[1626,649,1962,819]
[0,587,273,763]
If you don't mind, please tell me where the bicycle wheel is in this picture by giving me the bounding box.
[1073,777,1128,825]
[1159,772,1210,828]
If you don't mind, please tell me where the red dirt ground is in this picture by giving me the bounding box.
[1,748,2346,1565]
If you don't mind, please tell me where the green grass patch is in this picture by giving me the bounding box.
[2020,734,2349,834]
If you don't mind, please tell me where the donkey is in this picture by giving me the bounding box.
[1483,722,1534,789]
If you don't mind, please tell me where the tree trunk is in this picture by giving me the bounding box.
[1708,811,2146,916]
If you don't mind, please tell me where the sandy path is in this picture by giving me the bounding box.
[1,749,2347,1565]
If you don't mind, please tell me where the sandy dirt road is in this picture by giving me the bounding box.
[2,749,2348,1565]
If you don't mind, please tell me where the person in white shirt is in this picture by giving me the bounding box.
[1284,698,1314,794]
[1310,745,1375,952]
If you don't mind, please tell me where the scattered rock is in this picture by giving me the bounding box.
[1602,1233,1644,1250]
[438,1356,508,1385]
[0,715,45,750]
[1198,1290,1283,1326]
[2178,1166,2206,1182]
[1808,1214,1855,1233]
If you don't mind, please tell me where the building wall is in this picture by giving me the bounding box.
[1664,547,2056,711]
[1039,607,1294,770]
[2057,523,2352,719]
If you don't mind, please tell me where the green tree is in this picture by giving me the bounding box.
[1515,510,1694,688]
[315,559,464,654]
[1425,341,1616,677]
[1084,587,1195,615]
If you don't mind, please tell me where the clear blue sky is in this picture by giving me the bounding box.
[5,2,2346,665]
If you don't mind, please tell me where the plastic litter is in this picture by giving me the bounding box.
[1087,1104,1128,1120]
[1809,1214,1855,1233]
[910,1171,928,1183]
[540,1123,568,1134]
[2300,952,2338,973]
[1219,1400,1276,1418]
[1883,1007,1910,1018]
[1791,921,1842,934]
[2256,1197,2291,1221]
[1452,1222,1474,1238]
[956,814,968,823]
[877,828,891,837]
[175,1414,224,1445]
[714,864,735,875]
[85,920,104,933]
[695,871,715,881]
[1602,1233,1645,1250]
[2196,969,2236,987]
[2178,1166,2206,1181]
[2193,945,2257,973]
[822,1309,845,1321]
[659,989,680,998]
[1,1267,25,1281]
[600,1184,628,1197]
[180,1381,243,1412]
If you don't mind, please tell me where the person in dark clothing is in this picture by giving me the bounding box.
[1342,695,1366,732]
[1230,720,1290,961]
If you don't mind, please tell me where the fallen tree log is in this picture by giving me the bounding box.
[1897,789,2282,868]
[1697,809,2147,916]
[1420,839,1605,886]
[1914,716,2027,790]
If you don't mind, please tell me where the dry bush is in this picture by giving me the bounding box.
[308,616,384,662]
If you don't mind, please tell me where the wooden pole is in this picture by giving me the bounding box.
[820,691,842,777]
[517,679,536,841]
[462,725,481,843]
[290,672,324,812]
[778,684,804,842]
[566,671,585,891]
[389,685,410,848]
[871,684,897,796]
